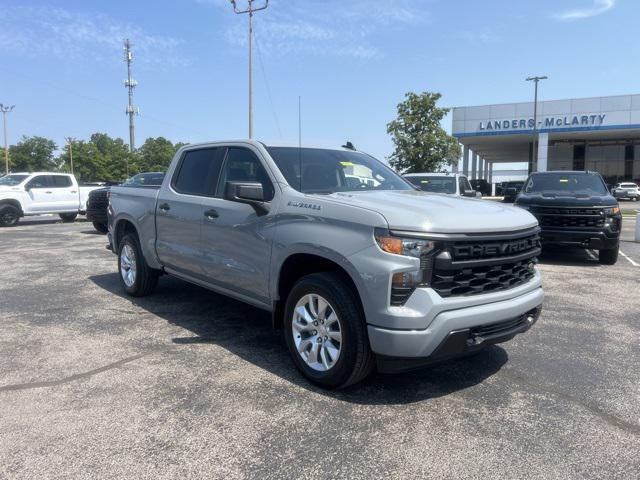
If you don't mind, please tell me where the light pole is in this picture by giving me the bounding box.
[0,104,15,175]
[526,76,547,173]
[230,0,269,139]
[65,137,76,175]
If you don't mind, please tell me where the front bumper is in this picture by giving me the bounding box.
[368,285,543,370]
[540,227,620,250]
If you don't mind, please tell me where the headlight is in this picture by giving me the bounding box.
[374,229,437,306]
[604,206,620,215]
[374,229,435,258]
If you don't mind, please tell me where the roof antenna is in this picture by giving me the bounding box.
[342,141,355,150]
[298,95,302,192]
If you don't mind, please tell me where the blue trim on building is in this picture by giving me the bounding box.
[453,123,640,138]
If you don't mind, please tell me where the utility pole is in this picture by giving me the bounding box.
[65,137,75,175]
[526,76,547,173]
[0,104,14,175]
[123,39,139,152]
[230,0,269,139]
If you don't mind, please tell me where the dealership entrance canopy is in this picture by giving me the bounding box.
[452,94,640,184]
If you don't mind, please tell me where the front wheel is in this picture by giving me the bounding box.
[284,272,374,388]
[0,205,20,227]
[599,247,618,265]
[59,213,78,223]
[118,234,159,296]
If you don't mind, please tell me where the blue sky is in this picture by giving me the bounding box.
[0,0,633,160]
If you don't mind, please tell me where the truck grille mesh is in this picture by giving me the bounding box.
[530,206,605,230]
[431,231,539,298]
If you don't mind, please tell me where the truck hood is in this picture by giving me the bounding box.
[326,190,538,233]
[516,192,617,207]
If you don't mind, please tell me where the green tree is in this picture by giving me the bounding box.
[386,92,461,173]
[58,133,135,182]
[136,137,185,172]
[8,136,59,172]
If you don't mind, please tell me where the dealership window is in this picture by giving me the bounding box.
[573,145,585,171]
[624,145,634,179]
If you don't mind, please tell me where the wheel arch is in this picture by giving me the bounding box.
[272,252,366,329]
[0,199,24,216]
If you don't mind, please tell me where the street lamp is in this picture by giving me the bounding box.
[526,76,547,173]
[230,0,269,139]
[0,104,15,175]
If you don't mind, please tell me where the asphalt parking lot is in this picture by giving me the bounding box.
[1,216,639,479]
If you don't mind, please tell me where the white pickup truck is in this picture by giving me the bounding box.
[0,172,102,227]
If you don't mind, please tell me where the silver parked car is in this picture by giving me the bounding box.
[612,182,640,201]
[403,172,478,197]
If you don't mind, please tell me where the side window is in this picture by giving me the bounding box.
[27,175,51,189]
[172,148,222,196]
[51,176,72,188]
[218,148,275,201]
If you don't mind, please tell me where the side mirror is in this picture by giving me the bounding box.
[462,189,476,197]
[224,181,269,214]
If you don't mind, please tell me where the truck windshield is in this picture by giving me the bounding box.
[266,147,412,194]
[524,173,607,195]
[406,176,456,194]
[0,174,29,186]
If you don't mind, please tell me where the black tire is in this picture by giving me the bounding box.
[283,272,374,388]
[93,221,108,234]
[0,204,20,227]
[117,233,159,296]
[59,213,78,223]
[599,247,619,265]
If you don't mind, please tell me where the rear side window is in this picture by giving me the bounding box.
[51,176,72,188]
[172,148,222,196]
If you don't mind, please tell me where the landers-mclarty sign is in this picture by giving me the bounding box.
[478,114,606,131]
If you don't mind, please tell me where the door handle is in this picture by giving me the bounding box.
[159,203,171,211]
[204,208,219,219]
[71,190,77,193]
[45,191,53,194]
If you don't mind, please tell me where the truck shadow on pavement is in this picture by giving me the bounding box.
[90,273,509,405]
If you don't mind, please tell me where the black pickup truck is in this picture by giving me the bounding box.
[514,171,621,265]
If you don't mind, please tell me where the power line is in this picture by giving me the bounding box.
[1,104,15,174]
[124,39,139,152]
[253,30,283,139]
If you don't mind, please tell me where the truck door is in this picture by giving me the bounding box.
[199,146,276,304]
[50,175,78,212]
[155,147,223,279]
[24,175,55,212]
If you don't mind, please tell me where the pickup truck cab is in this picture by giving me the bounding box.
[0,172,100,227]
[108,140,544,388]
[515,171,621,264]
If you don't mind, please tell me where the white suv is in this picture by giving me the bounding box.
[404,172,478,197]
[612,182,640,201]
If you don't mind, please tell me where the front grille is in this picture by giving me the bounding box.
[530,206,605,230]
[430,230,540,298]
[88,191,109,209]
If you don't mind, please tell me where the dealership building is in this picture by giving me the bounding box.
[452,93,640,185]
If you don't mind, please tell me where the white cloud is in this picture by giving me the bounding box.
[553,0,615,21]
[205,0,427,60]
[0,6,187,68]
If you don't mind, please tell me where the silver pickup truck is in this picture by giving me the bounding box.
[108,140,543,388]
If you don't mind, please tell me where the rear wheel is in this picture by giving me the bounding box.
[0,205,20,227]
[118,233,159,296]
[284,272,374,388]
[59,213,78,223]
[599,247,618,265]
[92,221,108,234]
